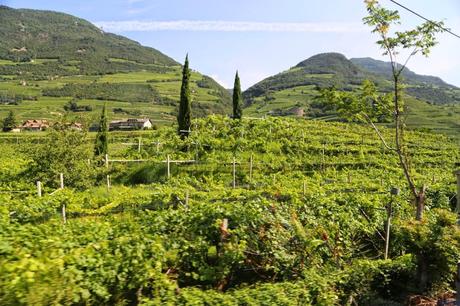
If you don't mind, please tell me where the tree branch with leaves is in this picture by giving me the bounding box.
[363,0,444,220]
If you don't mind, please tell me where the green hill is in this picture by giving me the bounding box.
[0,5,231,125]
[243,52,460,140]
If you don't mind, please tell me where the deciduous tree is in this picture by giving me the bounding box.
[363,0,444,221]
[2,110,17,132]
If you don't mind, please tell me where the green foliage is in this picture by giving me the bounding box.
[392,209,460,293]
[363,0,444,65]
[43,82,160,103]
[232,71,243,119]
[0,6,177,66]
[63,98,92,112]
[317,80,393,123]
[177,55,192,137]
[2,110,17,131]
[94,104,108,158]
[0,116,459,305]
[24,128,95,189]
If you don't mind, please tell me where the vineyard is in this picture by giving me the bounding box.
[1,116,460,305]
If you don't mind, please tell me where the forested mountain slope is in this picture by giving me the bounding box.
[0,5,231,125]
[243,53,460,140]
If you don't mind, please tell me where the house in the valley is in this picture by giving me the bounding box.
[109,118,153,131]
[21,119,50,131]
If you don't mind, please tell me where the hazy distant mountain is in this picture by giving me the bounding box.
[350,57,454,88]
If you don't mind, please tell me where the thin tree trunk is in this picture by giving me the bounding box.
[415,185,426,221]
[393,75,424,220]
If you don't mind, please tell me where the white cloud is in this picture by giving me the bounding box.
[93,20,367,33]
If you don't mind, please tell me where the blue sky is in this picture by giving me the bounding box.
[2,0,460,89]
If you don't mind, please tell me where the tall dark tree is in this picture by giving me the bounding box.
[232,71,243,119]
[94,103,108,158]
[177,55,192,138]
[2,110,17,132]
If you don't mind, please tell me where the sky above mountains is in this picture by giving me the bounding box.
[2,0,460,89]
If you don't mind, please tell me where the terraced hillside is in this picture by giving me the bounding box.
[1,116,459,305]
[0,6,231,125]
[244,53,460,140]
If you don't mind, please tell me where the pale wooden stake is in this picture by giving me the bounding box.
[138,137,141,153]
[167,155,171,179]
[303,181,307,195]
[249,154,253,183]
[62,203,66,224]
[455,170,460,215]
[60,173,64,189]
[37,181,42,197]
[456,262,460,306]
[232,157,236,189]
[185,190,189,206]
[156,141,160,153]
[105,154,109,168]
[384,201,392,260]
[385,188,399,259]
[107,175,111,189]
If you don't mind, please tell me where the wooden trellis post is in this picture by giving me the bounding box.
[249,154,253,183]
[105,154,109,168]
[456,262,460,306]
[37,181,42,197]
[232,157,236,189]
[455,170,460,216]
[138,137,141,153]
[385,187,400,260]
[303,181,307,195]
[107,175,111,189]
[59,173,64,189]
[156,141,160,153]
[166,155,171,179]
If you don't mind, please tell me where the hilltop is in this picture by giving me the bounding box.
[0,6,231,125]
[243,52,460,139]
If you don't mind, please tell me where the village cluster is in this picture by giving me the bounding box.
[7,118,153,132]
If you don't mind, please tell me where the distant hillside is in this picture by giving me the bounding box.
[243,52,460,139]
[0,5,231,124]
[350,57,453,88]
[244,53,368,101]
[0,5,176,68]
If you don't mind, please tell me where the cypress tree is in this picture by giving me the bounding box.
[2,110,17,132]
[177,54,192,138]
[94,103,108,158]
[232,71,243,119]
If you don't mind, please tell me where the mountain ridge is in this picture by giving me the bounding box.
[243,52,460,139]
[0,5,231,124]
